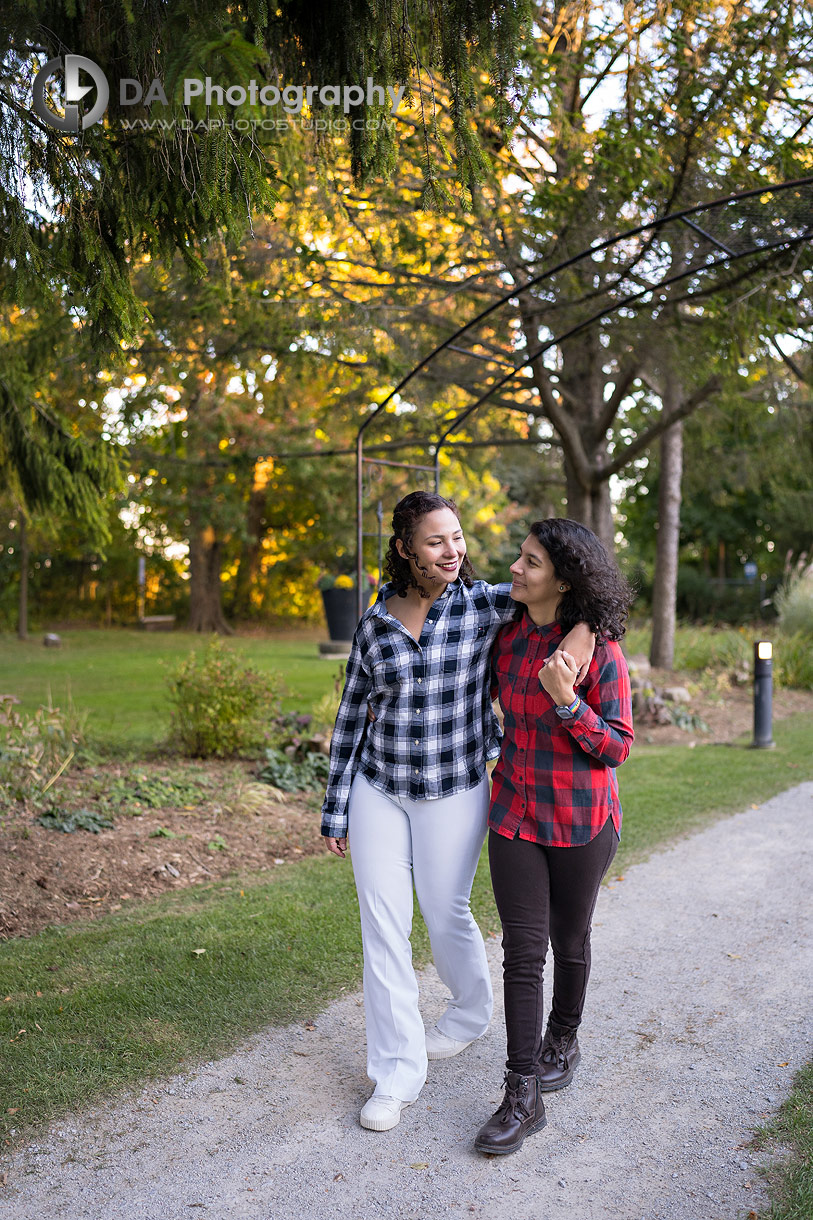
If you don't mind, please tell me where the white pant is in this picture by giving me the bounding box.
[347,772,493,1101]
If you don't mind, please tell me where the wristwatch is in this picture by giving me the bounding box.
[554,696,581,720]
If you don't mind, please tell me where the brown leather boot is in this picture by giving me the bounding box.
[474,1071,547,1156]
[536,1020,581,1092]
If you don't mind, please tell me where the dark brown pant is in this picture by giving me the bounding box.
[488,817,618,1075]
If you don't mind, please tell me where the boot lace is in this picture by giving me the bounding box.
[542,1028,572,1068]
[496,1072,531,1122]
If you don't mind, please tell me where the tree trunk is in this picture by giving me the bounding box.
[562,456,615,552]
[650,412,684,670]
[563,460,591,526]
[522,322,617,553]
[590,480,615,555]
[17,507,28,640]
[188,526,234,634]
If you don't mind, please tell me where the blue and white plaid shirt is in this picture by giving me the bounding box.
[320,579,517,838]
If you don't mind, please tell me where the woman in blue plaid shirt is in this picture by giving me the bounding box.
[322,491,592,1132]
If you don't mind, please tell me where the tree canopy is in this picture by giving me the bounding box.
[2,1,813,637]
[1,0,531,342]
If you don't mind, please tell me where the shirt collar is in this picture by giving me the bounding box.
[517,611,564,641]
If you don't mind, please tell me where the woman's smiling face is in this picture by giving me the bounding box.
[509,534,567,619]
[397,508,467,587]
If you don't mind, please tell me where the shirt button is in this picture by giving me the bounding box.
[414,768,420,775]
[414,739,419,745]
[417,677,423,683]
[416,709,421,714]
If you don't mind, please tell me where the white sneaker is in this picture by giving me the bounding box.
[425,1024,476,1060]
[359,1094,413,1131]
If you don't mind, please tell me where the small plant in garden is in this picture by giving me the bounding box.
[256,700,333,792]
[309,665,345,736]
[223,780,289,815]
[663,704,709,733]
[0,692,87,809]
[268,711,316,756]
[257,747,330,793]
[165,640,281,758]
[36,807,114,834]
[104,771,210,812]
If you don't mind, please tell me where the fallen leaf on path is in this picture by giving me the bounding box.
[727,953,741,959]
[191,949,206,956]
[410,1163,429,1170]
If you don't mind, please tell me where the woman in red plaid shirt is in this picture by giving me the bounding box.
[475,518,634,1157]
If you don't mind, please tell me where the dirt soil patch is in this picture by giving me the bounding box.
[2,679,811,942]
[0,759,324,941]
[637,671,813,745]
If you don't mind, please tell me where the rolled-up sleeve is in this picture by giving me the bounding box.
[320,634,372,838]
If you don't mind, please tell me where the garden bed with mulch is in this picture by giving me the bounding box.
[0,759,324,940]
[2,678,811,941]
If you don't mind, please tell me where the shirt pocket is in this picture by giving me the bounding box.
[369,657,410,697]
[445,610,493,654]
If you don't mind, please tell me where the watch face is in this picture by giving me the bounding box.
[555,706,575,719]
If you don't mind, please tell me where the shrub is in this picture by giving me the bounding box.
[774,632,813,691]
[671,625,753,673]
[166,640,280,758]
[775,562,813,637]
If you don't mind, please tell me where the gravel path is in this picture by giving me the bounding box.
[3,782,812,1220]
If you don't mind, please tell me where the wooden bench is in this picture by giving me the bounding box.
[138,615,176,631]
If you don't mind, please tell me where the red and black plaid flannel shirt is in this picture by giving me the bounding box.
[489,615,634,848]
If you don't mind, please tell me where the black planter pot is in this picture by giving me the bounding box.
[321,587,359,641]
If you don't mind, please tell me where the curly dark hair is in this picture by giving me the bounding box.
[528,518,633,640]
[385,490,476,599]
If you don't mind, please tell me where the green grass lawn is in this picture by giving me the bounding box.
[2,715,812,1149]
[756,1063,813,1220]
[0,627,341,749]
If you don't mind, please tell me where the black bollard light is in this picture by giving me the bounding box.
[751,640,775,749]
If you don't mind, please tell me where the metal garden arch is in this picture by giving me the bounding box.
[354,176,813,617]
